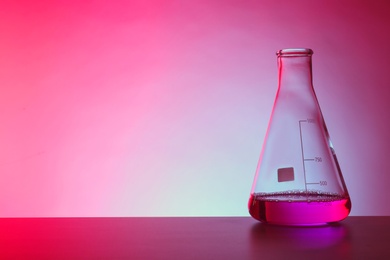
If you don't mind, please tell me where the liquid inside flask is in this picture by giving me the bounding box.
[249,48,351,225]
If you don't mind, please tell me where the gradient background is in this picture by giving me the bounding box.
[1,0,389,217]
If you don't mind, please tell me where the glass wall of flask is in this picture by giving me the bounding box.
[249,49,351,225]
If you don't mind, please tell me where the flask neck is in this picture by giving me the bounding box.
[277,51,313,90]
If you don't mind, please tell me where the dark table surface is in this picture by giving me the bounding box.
[0,217,389,259]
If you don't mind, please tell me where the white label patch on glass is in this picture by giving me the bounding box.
[278,167,294,182]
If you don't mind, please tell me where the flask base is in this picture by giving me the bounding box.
[248,192,351,226]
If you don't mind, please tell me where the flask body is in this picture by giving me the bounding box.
[249,49,351,225]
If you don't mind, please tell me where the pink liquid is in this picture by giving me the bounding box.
[248,191,351,225]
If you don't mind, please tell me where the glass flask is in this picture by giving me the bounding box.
[248,48,351,225]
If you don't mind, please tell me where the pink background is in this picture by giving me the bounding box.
[1,0,389,217]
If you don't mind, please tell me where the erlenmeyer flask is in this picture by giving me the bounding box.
[249,48,351,225]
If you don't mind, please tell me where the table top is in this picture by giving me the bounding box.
[0,216,389,259]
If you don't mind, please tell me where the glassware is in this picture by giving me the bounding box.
[248,48,351,225]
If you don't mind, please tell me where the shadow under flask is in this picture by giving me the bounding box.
[248,48,351,225]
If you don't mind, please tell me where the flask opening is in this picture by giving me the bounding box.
[277,48,313,57]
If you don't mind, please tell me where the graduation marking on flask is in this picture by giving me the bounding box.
[299,119,325,192]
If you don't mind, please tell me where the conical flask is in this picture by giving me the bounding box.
[249,48,351,225]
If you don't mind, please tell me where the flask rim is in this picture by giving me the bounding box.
[277,48,313,57]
